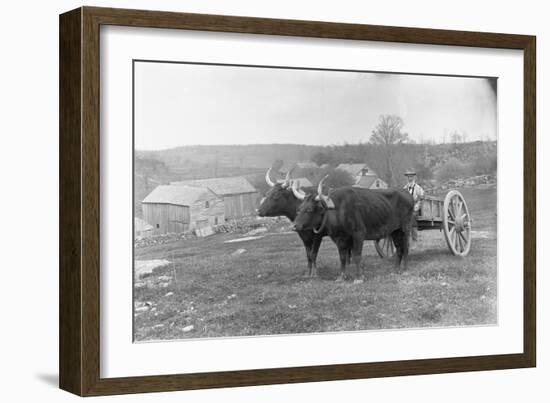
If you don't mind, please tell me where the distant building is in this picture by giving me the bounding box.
[171,176,259,220]
[142,185,225,235]
[335,163,388,189]
[134,217,153,238]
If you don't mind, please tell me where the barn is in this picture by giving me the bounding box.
[171,176,259,220]
[142,185,225,235]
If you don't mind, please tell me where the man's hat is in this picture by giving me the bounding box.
[404,168,416,176]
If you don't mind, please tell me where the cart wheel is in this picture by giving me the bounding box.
[375,236,396,259]
[443,190,472,256]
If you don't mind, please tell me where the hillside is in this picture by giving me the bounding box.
[134,141,497,216]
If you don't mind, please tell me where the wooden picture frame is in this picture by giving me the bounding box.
[59,6,536,396]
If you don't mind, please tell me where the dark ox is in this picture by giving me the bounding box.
[257,168,326,276]
[294,176,414,281]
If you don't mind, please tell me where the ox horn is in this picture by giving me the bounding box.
[291,180,306,200]
[283,165,295,188]
[265,168,275,187]
[316,175,330,202]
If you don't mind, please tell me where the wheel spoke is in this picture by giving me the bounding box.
[447,199,456,220]
[454,199,462,220]
[459,231,468,245]
[447,220,455,231]
[456,231,463,252]
[450,227,456,248]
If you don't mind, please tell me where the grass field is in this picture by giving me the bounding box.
[134,186,497,341]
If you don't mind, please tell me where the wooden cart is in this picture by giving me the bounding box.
[374,190,472,257]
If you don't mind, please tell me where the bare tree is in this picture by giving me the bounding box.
[369,115,409,186]
[450,130,462,144]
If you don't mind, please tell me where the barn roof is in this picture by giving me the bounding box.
[142,185,211,206]
[336,163,373,176]
[171,176,257,196]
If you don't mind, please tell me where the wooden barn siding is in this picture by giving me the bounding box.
[223,192,259,219]
[142,193,225,234]
[189,196,225,229]
[142,204,190,235]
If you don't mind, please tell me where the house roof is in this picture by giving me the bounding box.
[354,175,377,188]
[336,163,372,176]
[171,176,257,196]
[277,177,313,188]
[142,185,211,206]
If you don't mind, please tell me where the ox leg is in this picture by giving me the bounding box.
[336,244,348,282]
[302,244,313,277]
[401,229,409,271]
[351,235,365,282]
[391,230,404,271]
[309,236,323,277]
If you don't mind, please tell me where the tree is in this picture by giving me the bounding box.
[369,115,409,186]
[313,168,354,191]
[311,151,331,166]
[450,130,462,144]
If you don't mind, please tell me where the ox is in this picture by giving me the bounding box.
[257,168,326,276]
[293,176,414,281]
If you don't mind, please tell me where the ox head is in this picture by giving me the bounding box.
[257,167,297,217]
[294,175,331,233]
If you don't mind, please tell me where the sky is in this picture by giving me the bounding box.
[134,61,497,150]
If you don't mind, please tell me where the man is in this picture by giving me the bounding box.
[403,169,424,242]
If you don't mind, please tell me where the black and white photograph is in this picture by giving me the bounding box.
[133,60,498,342]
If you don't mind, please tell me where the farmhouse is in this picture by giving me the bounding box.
[171,176,259,220]
[142,185,224,235]
[336,163,388,189]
